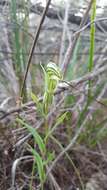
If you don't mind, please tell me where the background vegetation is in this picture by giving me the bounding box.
[0,0,107,189]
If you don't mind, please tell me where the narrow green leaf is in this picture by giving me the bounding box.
[29,145,45,182]
[43,152,55,166]
[31,92,44,116]
[45,112,67,141]
[55,112,67,126]
[17,119,46,154]
[88,0,96,99]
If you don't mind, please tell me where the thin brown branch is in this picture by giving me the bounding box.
[73,17,107,37]
[61,0,93,76]
[1,63,107,121]
[46,113,90,177]
[20,0,51,99]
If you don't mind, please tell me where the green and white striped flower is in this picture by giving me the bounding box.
[42,62,62,114]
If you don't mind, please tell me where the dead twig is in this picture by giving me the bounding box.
[20,0,51,99]
[1,63,107,121]
[61,0,93,75]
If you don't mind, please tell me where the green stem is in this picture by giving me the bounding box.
[88,0,96,98]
